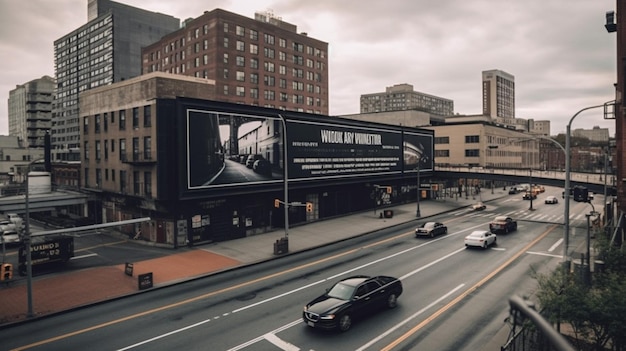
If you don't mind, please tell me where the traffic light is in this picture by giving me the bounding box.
[306,202,313,212]
[274,199,280,208]
[386,186,392,194]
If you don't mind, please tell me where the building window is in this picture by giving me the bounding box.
[223,68,229,79]
[279,38,286,47]
[103,112,108,132]
[95,140,101,160]
[236,86,245,96]
[235,40,244,51]
[119,138,126,161]
[236,25,244,36]
[279,79,287,89]
[119,109,126,130]
[236,56,245,66]
[223,85,229,95]
[434,136,450,144]
[465,149,480,157]
[250,58,259,69]
[250,73,259,84]
[249,29,258,40]
[223,37,229,48]
[434,149,450,157]
[143,105,151,127]
[465,135,480,143]
[264,75,275,86]
[83,116,89,133]
[223,53,228,64]
[133,171,140,195]
[223,23,228,32]
[264,33,275,45]
[84,141,89,160]
[84,168,89,188]
[264,47,275,58]
[120,170,127,193]
[144,136,151,160]
[104,140,108,160]
[250,88,259,99]
[250,43,258,54]
[95,169,102,188]
[132,107,139,129]
[144,172,152,197]
[264,62,275,72]
[236,71,245,81]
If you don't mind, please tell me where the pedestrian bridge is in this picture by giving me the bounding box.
[433,166,614,196]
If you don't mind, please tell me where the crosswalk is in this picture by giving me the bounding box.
[450,208,590,225]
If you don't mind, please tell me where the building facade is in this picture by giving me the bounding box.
[52,0,180,162]
[572,126,611,144]
[141,8,329,118]
[424,123,540,170]
[80,73,433,247]
[482,69,515,119]
[8,75,55,148]
[360,83,454,116]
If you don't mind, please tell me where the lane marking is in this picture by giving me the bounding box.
[264,333,300,351]
[380,224,558,351]
[12,220,490,351]
[548,238,563,252]
[356,284,465,351]
[70,253,98,260]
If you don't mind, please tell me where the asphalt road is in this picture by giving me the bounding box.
[0,188,594,351]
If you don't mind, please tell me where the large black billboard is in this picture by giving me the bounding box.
[181,102,433,195]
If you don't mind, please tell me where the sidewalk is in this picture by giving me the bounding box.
[0,189,504,327]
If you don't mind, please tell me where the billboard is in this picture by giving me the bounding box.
[182,102,433,193]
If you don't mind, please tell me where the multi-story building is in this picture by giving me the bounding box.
[424,123,540,170]
[8,75,55,148]
[482,69,515,119]
[572,126,611,144]
[80,72,433,246]
[141,8,329,125]
[52,0,179,162]
[360,83,454,116]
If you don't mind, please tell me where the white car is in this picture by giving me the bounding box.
[471,202,486,211]
[545,196,558,204]
[1,230,20,245]
[464,230,496,249]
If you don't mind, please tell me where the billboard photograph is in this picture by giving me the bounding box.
[183,104,433,192]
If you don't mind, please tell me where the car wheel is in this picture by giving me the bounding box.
[430,232,434,238]
[443,228,448,235]
[387,293,398,309]
[338,314,352,332]
[483,242,488,249]
[493,237,497,245]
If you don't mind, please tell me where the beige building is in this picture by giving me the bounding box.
[359,83,454,116]
[423,123,540,170]
[8,75,55,148]
[340,109,434,128]
[482,69,515,119]
[572,126,611,143]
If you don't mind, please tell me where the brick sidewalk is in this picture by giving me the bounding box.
[0,250,241,325]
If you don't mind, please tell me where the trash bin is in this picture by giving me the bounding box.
[273,237,289,255]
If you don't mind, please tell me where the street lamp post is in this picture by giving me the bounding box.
[24,163,34,317]
[278,114,289,251]
[564,104,607,269]
[529,168,534,211]
[416,162,421,217]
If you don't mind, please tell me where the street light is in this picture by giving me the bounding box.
[416,162,421,217]
[564,103,608,269]
[278,114,289,252]
[529,168,534,211]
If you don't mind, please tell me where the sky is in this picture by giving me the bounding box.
[0,0,619,136]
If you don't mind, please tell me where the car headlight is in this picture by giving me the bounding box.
[320,314,335,320]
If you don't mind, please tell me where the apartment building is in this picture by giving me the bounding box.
[8,75,55,148]
[360,83,454,116]
[141,9,329,116]
[52,0,179,162]
[482,69,515,119]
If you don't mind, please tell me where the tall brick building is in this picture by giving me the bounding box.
[142,9,329,117]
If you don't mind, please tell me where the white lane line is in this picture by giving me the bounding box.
[264,333,300,351]
[227,320,301,351]
[526,251,562,259]
[548,238,563,252]
[356,284,465,351]
[71,253,98,260]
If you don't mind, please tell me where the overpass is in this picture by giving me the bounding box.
[433,166,615,196]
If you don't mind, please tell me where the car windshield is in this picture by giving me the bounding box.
[327,282,356,300]
[422,222,435,229]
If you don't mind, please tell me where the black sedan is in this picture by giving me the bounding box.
[415,222,447,238]
[303,275,403,332]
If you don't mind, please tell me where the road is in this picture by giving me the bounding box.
[0,187,595,350]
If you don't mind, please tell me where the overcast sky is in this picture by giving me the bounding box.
[0,0,618,136]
